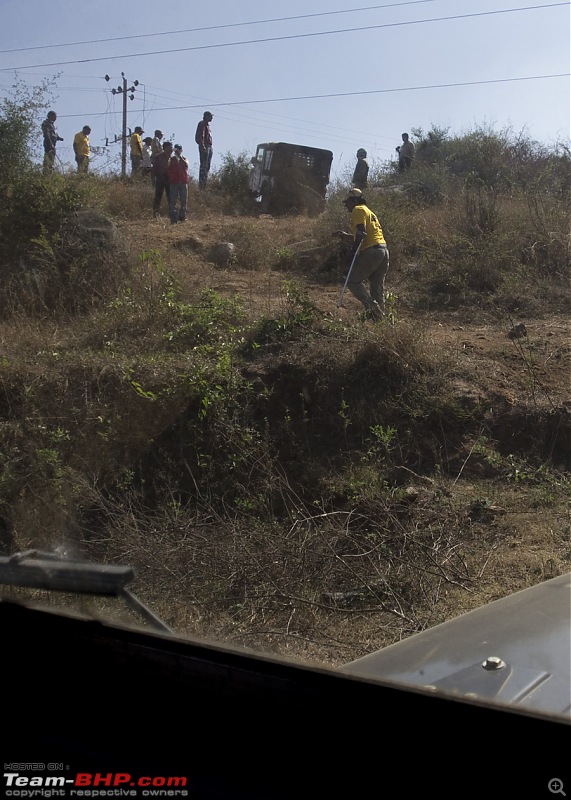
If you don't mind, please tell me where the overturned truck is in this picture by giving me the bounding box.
[249,141,333,216]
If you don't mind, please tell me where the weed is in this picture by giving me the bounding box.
[247,280,320,344]
[369,424,397,455]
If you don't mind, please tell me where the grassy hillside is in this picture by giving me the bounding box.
[0,127,569,665]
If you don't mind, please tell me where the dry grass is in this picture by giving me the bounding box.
[0,164,569,666]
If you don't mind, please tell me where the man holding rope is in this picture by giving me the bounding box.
[335,188,389,320]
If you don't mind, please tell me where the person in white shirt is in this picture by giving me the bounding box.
[142,137,153,181]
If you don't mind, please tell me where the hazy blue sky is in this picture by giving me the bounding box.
[0,0,569,180]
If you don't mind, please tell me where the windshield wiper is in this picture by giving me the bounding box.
[0,549,172,633]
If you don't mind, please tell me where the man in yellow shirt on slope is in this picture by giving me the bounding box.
[73,125,91,173]
[336,187,389,320]
[130,126,144,176]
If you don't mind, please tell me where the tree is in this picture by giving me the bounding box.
[0,75,58,182]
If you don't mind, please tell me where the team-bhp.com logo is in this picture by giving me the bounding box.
[4,772,189,797]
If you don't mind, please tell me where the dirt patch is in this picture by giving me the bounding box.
[121,214,570,409]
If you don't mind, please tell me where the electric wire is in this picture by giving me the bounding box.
[0,3,566,71]
[140,83,398,142]
[53,72,564,115]
[50,71,569,154]
[0,1,440,55]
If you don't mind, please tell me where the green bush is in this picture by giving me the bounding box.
[211,150,252,197]
[0,172,130,314]
[0,77,56,183]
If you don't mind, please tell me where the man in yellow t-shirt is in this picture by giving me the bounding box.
[130,126,144,175]
[73,126,91,173]
[335,188,389,320]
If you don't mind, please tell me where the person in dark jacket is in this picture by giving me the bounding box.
[41,111,63,174]
[396,132,415,171]
[352,148,369,190]
[168,144,189,224]
[151,141,173,217]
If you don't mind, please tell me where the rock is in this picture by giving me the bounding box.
[66,209,120,250]
[508,323,527,339]
[176,235,204,252]
[210,242,236,266]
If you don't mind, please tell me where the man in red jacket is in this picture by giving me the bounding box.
[195,111,213,190]
[168,144,189,224]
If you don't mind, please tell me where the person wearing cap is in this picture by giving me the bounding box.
[335,188,389,320]
[150,130,164,187]
[130,126,144,176]
[73,125,91,173]
[352,148,369,190]
[168,144,189,224]
[41,111,63,174]
[195,111,213,190]
[151,141,174,217]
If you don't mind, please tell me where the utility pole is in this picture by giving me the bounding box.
[105,73,140,178]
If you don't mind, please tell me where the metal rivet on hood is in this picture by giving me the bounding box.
[482,656,506,670]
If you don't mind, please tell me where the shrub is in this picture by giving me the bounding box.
[212,150,252,197]
[0,173,129,314]
[0,77,57,183]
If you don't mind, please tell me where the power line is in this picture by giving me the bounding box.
[0,1,439,55]
[129,72,571,110]
[0,3,567,72]
[56,72,569,116]
[208,73,570,108]
[141,83,397,142]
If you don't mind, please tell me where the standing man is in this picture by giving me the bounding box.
[142,137,154,180]
[352,148,369,190]
[73,125,91,173]
[130,126,144,175]
[168,144,189,224]
[151,141,173,217]
[335,188,389,320]
[195,111,213,190]
[396,132,415,171]
[151,130,164,159]
[150,130,164,187]
[41,111,63,174]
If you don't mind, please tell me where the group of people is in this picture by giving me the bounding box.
[42,112,92,174]
[41,113,89,175]
[351,132,416,189]
[129,111,214,223]
[340,133,415,320]
[149,139,189,224]
[40,109,215,212]
[42,107,408,322]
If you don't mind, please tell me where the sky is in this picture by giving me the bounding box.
[0,0,569,181]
